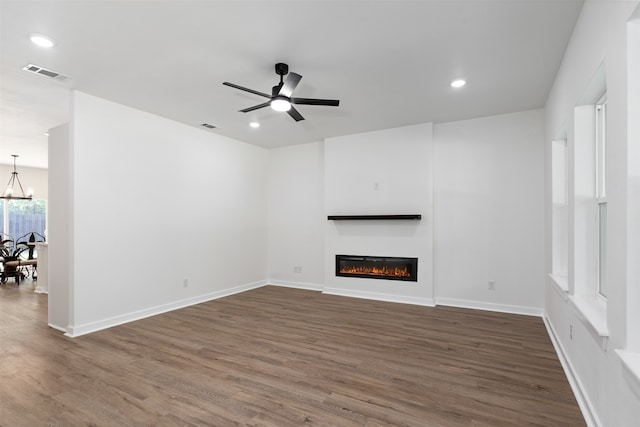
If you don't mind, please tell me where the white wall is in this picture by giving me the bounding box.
[267,116,546,312]
[268,142,325,289]
[47,123,69,331]
[63,91,268,336]
[434,110,545,315]
[544,2,640,426]
[627,8,640,354]
[323,123,434,305]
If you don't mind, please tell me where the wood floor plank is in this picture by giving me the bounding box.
[0,282,585,426]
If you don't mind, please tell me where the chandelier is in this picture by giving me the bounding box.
[1,155,34,200]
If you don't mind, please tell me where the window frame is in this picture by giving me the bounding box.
[595,94,607,299]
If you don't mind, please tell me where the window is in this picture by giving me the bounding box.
[567,67,609,349]
[1,199,46,239]
[596,94,607,298]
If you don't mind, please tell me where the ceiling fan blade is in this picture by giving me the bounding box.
[223,82,271,99]
[239,102,271,113]
[279,72,302,97]
[287,106,305,122]
[292,97,340,107]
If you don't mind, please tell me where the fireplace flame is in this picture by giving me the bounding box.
[339,265,411,278]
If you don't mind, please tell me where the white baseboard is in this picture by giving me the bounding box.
[435,297,544,317]
[48,322,67,333]
[267,280,324,291]
[543,314,601,427]
[322,287,435,307]
[269,282,435,306]
[65,280,267,338]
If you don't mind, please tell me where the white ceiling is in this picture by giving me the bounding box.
[0,0,584,169]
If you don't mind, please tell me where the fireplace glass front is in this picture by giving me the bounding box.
[335,255,418,282]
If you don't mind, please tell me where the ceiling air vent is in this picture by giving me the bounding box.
[22,64,70,81]
[200,123,216,129]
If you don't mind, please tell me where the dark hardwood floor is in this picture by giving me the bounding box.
[0,282,585,426]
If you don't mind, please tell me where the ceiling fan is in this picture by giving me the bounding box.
[223,63,340,122]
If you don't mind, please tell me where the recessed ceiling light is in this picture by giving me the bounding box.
[451,79,466,88]
[30,34,56,48]
[250,122,260,128]
[43,132,49,137]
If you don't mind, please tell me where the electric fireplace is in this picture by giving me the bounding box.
[335,255,418,282]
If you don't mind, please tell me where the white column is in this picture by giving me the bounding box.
[34,242,48,294]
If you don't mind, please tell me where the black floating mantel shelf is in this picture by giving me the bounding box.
[327,214,422,220]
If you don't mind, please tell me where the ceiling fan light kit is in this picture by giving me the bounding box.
[223,63,339,122]
[271,96,291,112]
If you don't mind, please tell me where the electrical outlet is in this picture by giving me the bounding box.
[488,280,496,291]
[183,278,189,288]
[374,182,380,191]
[294,266,302,274]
